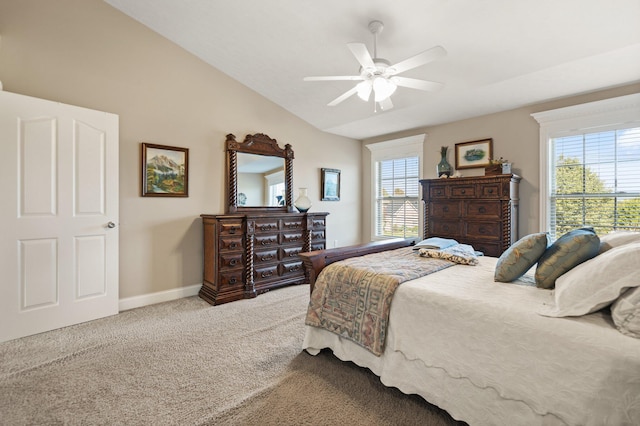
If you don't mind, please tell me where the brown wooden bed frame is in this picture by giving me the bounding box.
[299,237,416,294]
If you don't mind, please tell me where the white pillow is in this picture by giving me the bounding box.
[611,287,640,338]
[599,230,640,254]
[538,242,640,317]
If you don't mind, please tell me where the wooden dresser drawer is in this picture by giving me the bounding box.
[467,240,501,257]
[451,185,475,198]
[280,261,304,276]
[478,183,501,198]
[220,270,243,288]
[281,232,303,244]
[254,249,278,264]
[281,246,302,260]
[282,218,304,230]
[311,230,325,241]
[254,219,279,233]
[430,201,460,217]
[465,201,501,219]
[311,243,326,251]
[219,236,243,252]
[311,217,326,228]
[465,221,501,239]
[255,234,278,247]
[430,220,461,236]
[219,253,243,269]
[254,264,278,282]
[429,185,448,198]
[219,220,243,235]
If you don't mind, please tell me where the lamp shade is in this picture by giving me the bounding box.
[373,77,397,102]
[356,81,372,101]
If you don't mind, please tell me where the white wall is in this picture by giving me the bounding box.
[0,0,362,301]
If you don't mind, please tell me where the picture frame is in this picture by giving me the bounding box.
[455,138,493,170]
[141,143,189,197]
[321,168,340,201]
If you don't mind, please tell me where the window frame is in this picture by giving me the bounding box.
[366,134,425,241]
[532,93,640,233]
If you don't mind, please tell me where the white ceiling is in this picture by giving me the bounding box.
[105,0,640,140]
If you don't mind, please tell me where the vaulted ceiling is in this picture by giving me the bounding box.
[105,0,640,140]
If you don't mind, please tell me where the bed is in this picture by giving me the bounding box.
[299,234,640,426]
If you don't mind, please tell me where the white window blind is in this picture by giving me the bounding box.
[374,156,420,238]
[549,127,640,238]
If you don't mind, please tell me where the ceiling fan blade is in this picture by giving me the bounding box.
[347,42,375,71]
[304,75,364,81]
[388,45,447,75]
[378,97,394,111]
[391,76,444,91]
[327,86,358,107]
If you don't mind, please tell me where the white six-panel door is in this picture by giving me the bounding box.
[0,91,119,343]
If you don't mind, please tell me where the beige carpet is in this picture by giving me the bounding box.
[0,285,464,425]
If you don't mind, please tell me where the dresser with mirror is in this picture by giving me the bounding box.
[200,133,328,305]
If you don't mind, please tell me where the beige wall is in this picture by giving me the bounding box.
[362,83,640,241]
[0,0,362,300]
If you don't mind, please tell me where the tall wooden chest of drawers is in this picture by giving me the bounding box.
[419,174,520,257]
[199,212,328,305]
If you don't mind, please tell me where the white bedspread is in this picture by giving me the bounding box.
[303,256,640,426]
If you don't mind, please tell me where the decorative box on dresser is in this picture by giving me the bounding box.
[420,174,521,257]
[200,212,328,305]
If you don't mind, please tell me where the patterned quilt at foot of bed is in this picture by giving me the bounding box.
[305,247,454,355]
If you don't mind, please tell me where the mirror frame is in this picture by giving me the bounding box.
[226,133,294,213]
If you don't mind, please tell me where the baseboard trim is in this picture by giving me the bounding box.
[119,283,202,312]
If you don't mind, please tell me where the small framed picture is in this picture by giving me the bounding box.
[455,138,493,170]
[321,168,340,201]
[141,143,189,197]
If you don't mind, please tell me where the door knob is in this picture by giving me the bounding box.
[107,221,116,228]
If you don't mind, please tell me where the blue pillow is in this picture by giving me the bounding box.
[494,233,549,282]
[534,227,600,289]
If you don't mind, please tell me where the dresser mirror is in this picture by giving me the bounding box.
[226,133,294,213]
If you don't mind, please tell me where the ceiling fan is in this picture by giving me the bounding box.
[304,20,446,111]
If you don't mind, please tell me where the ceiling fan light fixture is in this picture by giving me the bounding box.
[356,80,372,101]
[373,76,397,102]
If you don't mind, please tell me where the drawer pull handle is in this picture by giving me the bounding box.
[461,190,466,194]
[443,225,449,231]
[289,252,299,257]
[260,255,274,261]
[229,277,237,285]
[287,224,301,228]
[488,189,494,194]
[261,240,273,245]
[260,225,272,231]
[289,265,301,272]
[478,206,486,213]
[230,259,238,266]
[261,271,274,278]
[229,227,236,234]
[229,243,238,249]
[443,206,449,212]
[479,227,487,234]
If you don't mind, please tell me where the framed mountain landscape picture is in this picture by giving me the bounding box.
[141,143,189,197]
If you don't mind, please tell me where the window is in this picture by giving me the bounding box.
[375,157,420,238]
[533,94,640,239]
[367,135,424,240]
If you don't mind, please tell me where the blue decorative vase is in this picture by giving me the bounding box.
[294,188,312,213]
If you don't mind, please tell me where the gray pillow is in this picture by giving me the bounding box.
[534,227,600,289]
[611,286,640,338]
[494,233,549,282]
